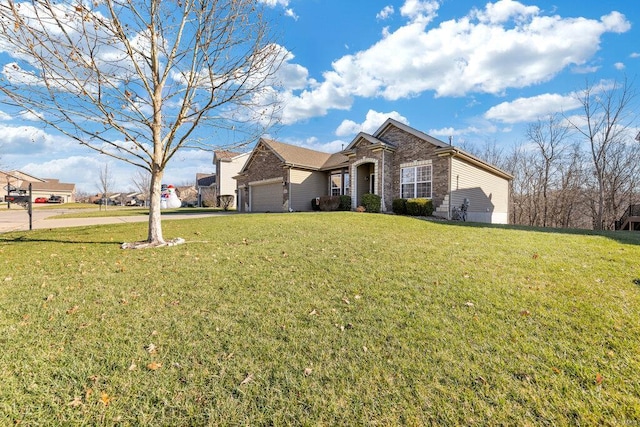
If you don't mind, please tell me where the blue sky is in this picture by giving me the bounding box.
[1,0,638,193]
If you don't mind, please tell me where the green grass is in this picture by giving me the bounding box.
[0,213,639,425]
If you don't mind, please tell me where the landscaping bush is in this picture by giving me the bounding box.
[218,194,234,211]
[361,193,381,213]
[406,198,434,216]
[311,198,320,211]
[319,196,340,211]
[392,198,407,215]
[338,195,352,211]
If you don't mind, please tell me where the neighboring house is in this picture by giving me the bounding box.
[234,118,512,224]
[176,185,197,206]
[196,173,216,207]
[1,170,76,203]
[213,150,250,209]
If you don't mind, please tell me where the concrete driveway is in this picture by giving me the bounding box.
[0,206,226,233]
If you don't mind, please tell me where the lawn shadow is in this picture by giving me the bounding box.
[421,217,640,246]
[0,234,121,245]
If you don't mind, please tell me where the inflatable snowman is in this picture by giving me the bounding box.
[161,184,182,209]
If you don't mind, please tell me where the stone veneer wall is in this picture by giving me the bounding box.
[376,127,449,210]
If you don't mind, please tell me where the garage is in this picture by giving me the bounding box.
[250,181,283,212]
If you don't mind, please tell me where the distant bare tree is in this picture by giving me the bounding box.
[526,114,570,227]
[132,170,151,206]
[97,163,116,209]
[566,78,637,230]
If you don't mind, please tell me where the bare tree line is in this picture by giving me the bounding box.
[469,79,639,230]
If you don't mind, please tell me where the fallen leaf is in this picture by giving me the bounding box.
[146,343,157,354]
[304,368,313,376]
[342,298,350,305]
[147,361,162,371]
[520,310,531,316]
[551,367,561,374]
[595,373,603,385]
[532,253,539,259]
[100,392,112,406]
[67,396,83,407]
[128,362,137,371]
[309,309,317,316]
[465,302,474,307]
[240,373,254,385]
[44,294,54,301]
[66,305,79,315]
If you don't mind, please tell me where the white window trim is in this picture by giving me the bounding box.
[401,163,432,199]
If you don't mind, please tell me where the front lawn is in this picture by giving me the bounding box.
[0,213,639,425]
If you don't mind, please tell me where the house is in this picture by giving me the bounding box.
[234,119,512,224]
[213,150,250,209]
[196,173,216,207]
[1,170,76,203]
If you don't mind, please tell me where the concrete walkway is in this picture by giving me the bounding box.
[0,207,227,233]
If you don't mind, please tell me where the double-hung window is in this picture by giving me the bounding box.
[401,164,432,198]
[330,173,342,196]
[330,171,350,196]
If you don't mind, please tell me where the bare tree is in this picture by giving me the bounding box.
[566,79,637,230]
[0,0,283,247]
[97,163,116,209]
[132,170,151,206]
[526,114,570,227]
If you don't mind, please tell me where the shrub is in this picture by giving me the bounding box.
[406,198,434,216]
[338,195,352,211]
[392,198,407,215]
[361,193,381,213]
[311,198,320,211]
[218,195,234,211]
[319,196,340,211]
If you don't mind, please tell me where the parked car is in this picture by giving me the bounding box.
[34,197,48,203]
[47,195,63,203]
[94,198,117,206]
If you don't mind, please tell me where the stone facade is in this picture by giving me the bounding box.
[376,125,449,210]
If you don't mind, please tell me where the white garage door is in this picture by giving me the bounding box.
[250,182,283,212]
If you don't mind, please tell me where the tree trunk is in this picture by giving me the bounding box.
[147,167,165,245]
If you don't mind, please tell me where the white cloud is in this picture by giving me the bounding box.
[484,93,582,123]
[284,8,298,20]
[631,52,640,59]
[377,6,395,21]
[277,0,631,124]
[400,0,440,24]
[258,0,297,20]
[335,110,408,136]
[614,62,625,70]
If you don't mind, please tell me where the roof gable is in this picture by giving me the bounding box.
[374,118,449,148]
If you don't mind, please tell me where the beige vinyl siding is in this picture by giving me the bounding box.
[450,157,509,224]
[250,181,284,212]
[289,169,327,211]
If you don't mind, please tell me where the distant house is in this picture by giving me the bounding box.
[213,150,249,209]
[234,119,512,224]
[196,173,216,207]
[1,170,76,203]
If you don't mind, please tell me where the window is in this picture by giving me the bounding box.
[330,171,349,196]
[401,165,432,198]
[330,173,342,196]
[343,173,350,195]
